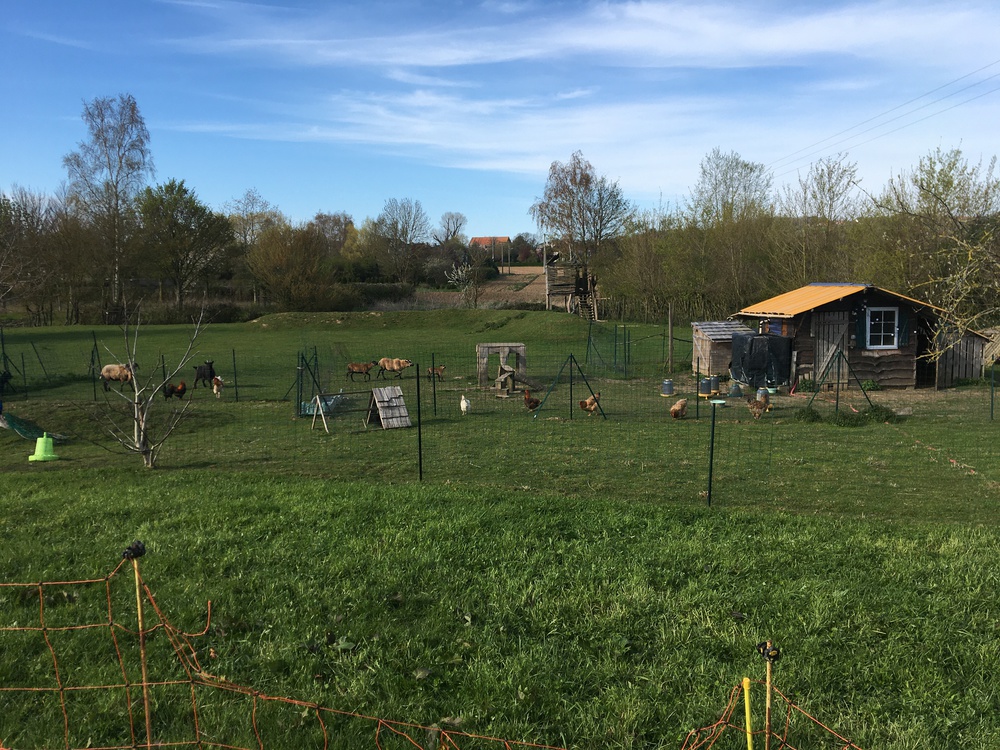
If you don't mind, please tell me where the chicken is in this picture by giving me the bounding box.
[460,394,470,415]
[579,392,601,415]
[523,389,541,412]
[746,397,767,420]
[669,398,688,419]
[164,381,187,399]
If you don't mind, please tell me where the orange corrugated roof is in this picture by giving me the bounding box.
[737,283,950,318]
[736,284,867,318]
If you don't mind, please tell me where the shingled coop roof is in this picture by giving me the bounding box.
[691,320,755,376]
[691,320,755,341]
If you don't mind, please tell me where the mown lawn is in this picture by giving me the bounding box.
[2,311,1000,749]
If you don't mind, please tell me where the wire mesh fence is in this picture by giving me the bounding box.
[1,322,998,518]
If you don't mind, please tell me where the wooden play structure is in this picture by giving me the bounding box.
[545,262,599,320]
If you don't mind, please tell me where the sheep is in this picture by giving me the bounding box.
[426,364,446,381]
[193,361,216,389]
[212,376,224,399]
[376,357,413,379]
[670,398,688,419]
[100,363,135,392]
[346,360,378,382]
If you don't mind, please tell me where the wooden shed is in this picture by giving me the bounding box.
[734,283,988,389]
[691,320,755,376]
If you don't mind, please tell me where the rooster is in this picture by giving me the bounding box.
[164,381,187,400]
[579,392,601,416]
[669,398,688,419]
[746,397,767,420]
[523,389,541,412]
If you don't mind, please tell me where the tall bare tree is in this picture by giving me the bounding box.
[63,94,154,316]
[375,198,431,283]
[775,154,860,287]
[683,148,775,311]
[433,212,467,246]
[529,151,632,263]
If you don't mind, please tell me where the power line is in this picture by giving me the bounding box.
[766,57,1000,177]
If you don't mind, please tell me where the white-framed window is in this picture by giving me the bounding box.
[866,307,898,349]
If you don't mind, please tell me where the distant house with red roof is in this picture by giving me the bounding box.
[469,236,510,249]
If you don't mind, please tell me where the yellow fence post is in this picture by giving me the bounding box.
[743,676,754,750]
[125,541,152,747]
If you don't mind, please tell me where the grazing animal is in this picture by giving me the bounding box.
[346,360,378,381]
[669,398,688,419]
[427,364,447,381]
[193,361,216,388]
[746,396,768,420]
[164,381,187,399]
[376,357,413,379]
[212,376,224,399]
[523,389,541,412]
[460,394,470,415]
[100,363,135,392]
[579,392,601,416]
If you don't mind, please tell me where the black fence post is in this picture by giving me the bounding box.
[231,348,239,403]
[416,362,423,481]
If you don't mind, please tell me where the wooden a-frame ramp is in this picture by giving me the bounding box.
[365,386,411,429]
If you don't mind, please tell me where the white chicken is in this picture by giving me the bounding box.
[460,394,471,415]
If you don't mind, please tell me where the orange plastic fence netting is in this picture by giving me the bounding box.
[0,550,865,750]
[0,551,567,750]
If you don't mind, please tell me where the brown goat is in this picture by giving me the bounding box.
[346,360,378,381]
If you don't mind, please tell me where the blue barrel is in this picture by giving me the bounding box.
[699,378,712,397]
[709,375,720,394]
[661,379,674,397]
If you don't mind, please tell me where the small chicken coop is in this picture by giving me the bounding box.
[691,320,755,377]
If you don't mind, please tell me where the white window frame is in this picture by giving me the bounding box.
[866,306,898,350]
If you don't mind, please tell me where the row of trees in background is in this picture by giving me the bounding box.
[0,94,534,324]
[2,93,1000,335]
[554,147,1000,338]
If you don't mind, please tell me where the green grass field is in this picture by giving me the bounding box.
[2,310,1000,749]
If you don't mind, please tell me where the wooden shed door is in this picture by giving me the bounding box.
[814,312,850,385]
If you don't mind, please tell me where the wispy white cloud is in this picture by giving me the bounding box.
[166,1,1000,73]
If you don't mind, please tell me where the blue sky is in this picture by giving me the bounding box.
[3,1,1000,239]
